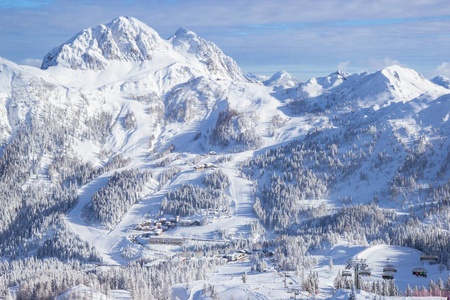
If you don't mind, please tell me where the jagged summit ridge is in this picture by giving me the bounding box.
[431,75,450,89]
[169,27,248,81]
[263,70,300,88]
[41,17,167,70]
[41,17,248,82]
[345,65,446,103]
[296,70,352,98]
[295,65,447,107]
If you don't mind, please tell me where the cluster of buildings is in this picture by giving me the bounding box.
[194,162,218,171]
[223,249,254,262]
[135,216,180,236]
[135,216,203,236]
[178,219,202,227]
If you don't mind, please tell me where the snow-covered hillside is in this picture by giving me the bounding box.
[0,16,449,300]
[42,16,248,82]
[432,75,450,89]
[264,70,300,88]
[289,66,448,111]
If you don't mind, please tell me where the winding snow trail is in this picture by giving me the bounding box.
[223,167,254,218]
[65,173,114,264]
[65,168,159,265]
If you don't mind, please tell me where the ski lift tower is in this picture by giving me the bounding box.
[346,258,371,290]
[283,273,290,288]
[289,288,302,300]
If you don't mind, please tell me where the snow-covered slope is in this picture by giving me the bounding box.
[34,16,259,161]
[263,70,300,89]
[0,57,76,144]
[431,75,450,89]
[170,27,248,82]
[298,70,351,98]
[339,65,447,107]
[291,65,448,112]
[41,16,248,83]
[42,17,167,71]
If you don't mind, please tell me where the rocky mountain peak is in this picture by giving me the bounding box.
[264,70,300,88]
[170,27,248,82]
[431,75,450,89]
[41,17,248,82]
[41,16,167,70]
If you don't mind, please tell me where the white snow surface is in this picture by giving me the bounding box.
[432,75,450,89]
[41,16,248,82]
[57,285,131,300]
[263,70,300,89]
[292,66,448,109]
[171,243,450,299]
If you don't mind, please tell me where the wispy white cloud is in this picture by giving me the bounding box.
[337,61,351,72]
[428,62,450,78]
[20,58,42,68]
[359,57,404,72]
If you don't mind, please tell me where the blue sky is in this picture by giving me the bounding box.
[1,0,450,81]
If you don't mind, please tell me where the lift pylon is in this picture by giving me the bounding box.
[345,258,371,290]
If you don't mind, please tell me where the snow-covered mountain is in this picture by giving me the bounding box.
[42,17,167,70]
[0,57,74,144]
[338,65,446,106]
[298,70,350,98]
[169,27,248,82]
[1,16,450,300]
[42,16,248,83]
[431,74,450,89]
[263,70,300,89]
[290,65,448,114]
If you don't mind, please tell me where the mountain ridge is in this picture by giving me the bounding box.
[431,74,450,89]
[41,16,248,83]
[263,70,300,88]
[288,65,448,113]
